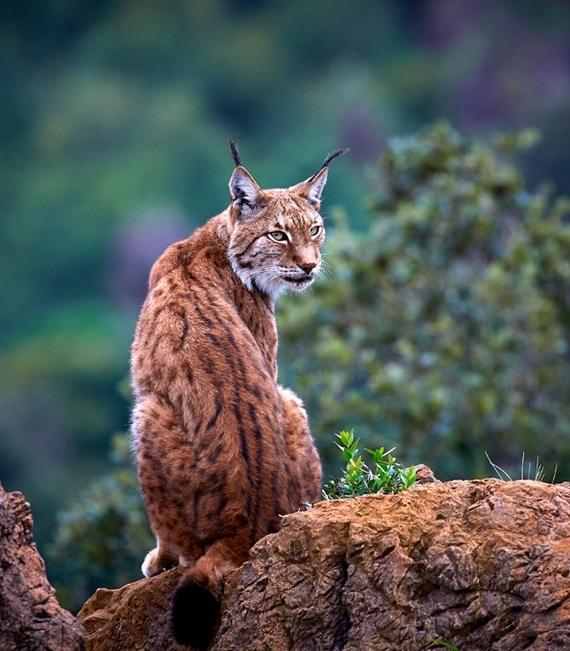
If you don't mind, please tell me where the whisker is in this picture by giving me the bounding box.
[319,260,334,276]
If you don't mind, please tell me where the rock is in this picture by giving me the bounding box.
[78,568,188,651]
[79,478,570,651]
[0,481,85,651]
[413,463,441,484]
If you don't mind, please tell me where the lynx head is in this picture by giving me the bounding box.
[225,141,348,299]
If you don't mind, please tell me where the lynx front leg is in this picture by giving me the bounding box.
[278,385,323,506]
[132,394,203,577]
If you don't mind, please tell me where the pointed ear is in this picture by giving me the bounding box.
[297,166,329,208]
[229,166,261,209]
[296,147,349,208]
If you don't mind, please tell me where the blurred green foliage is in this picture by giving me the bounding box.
[279,122,570,480]
[48,433,153,613]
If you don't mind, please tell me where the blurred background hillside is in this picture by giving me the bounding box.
[2,0,570,593]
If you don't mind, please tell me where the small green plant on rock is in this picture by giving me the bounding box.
[429,641,462,651]
[485,451,557,483]
[322,430,417,499]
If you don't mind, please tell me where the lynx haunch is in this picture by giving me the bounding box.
[130,141,347,648]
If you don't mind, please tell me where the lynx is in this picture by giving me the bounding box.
[130,141,347,648]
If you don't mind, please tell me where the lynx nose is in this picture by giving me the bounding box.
[299,262,317,274]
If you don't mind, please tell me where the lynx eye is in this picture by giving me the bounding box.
[268,231,289,243]
[309,224,322,238]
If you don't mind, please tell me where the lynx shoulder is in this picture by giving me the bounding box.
[130,141,347,648]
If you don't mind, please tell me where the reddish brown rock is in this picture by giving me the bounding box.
[78,569,187,651]
[79,479,570,651]
[0,481,85,651]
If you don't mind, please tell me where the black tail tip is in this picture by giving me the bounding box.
[171,580,220,649]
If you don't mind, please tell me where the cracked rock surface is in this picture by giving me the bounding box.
[80,478,570,651]
[0,481,85,651]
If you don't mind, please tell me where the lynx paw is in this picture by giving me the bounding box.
[142,547,179,578]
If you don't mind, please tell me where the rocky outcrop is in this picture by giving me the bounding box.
[79,478,570,651]
[0,481,85,651]
[78,569,187,651]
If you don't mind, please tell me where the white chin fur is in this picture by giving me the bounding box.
[232,263,315,299]
[228,252,318,299]
[255,275,316,299]
[237,268,287,299]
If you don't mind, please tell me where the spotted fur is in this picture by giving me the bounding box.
[130,143,346,647]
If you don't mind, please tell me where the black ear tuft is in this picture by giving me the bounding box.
[171,580,220,649]
[306,148,349,183]
[322,148,350,169]
[228,138,241,167]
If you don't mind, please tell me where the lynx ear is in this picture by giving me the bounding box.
[300,166,329,207]
[228,138,261,212]
[297,147,349,208]
[229,166,261,209]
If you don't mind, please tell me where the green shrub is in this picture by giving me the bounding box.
[279,122,570,480]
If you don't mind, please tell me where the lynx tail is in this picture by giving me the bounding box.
[171,579,220,649]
